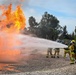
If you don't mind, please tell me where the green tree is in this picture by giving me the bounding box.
[74,26,76,40]
[28,16,38,34]
[71,32,74,39]
[38,12,62,40]
[61,25,68,39]
[28,12,62,41]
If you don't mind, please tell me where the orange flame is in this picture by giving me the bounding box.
[0,4,26,33]
[0,3,25,64]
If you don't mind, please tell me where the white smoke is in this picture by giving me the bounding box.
[0,32,21,62]
[0,0,30,9]
[0,31,68,63]
[0,0,29,5]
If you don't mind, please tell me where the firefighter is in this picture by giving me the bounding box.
[64,42,70,58]
[46,48,53,58]
[71,40,75,43]
[53,48,60,58]
[64,47,70,58]
[69,40,75,64]
[72,40,76,63]
[74,46,76,63]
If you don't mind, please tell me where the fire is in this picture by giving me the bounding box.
[0,3,25,63]
[0,4,26,33]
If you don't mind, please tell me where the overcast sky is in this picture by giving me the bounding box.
[0,0,76,33]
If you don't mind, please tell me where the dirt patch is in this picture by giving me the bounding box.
[0,49,71,74]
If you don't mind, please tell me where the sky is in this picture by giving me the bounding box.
[0,0,76,34]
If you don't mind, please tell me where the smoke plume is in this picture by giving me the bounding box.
[0,0,30,9]
[0,32,21,62]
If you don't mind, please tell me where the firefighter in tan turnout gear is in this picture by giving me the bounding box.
[53,48,60,58]
[46,48,53,58]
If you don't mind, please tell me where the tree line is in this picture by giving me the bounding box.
[23,12,76,43]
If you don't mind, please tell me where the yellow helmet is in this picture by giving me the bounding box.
[71,40,75,43]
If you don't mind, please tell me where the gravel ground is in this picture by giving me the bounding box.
[0,49,76,75]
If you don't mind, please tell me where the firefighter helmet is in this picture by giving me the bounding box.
[71,40,75,43]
